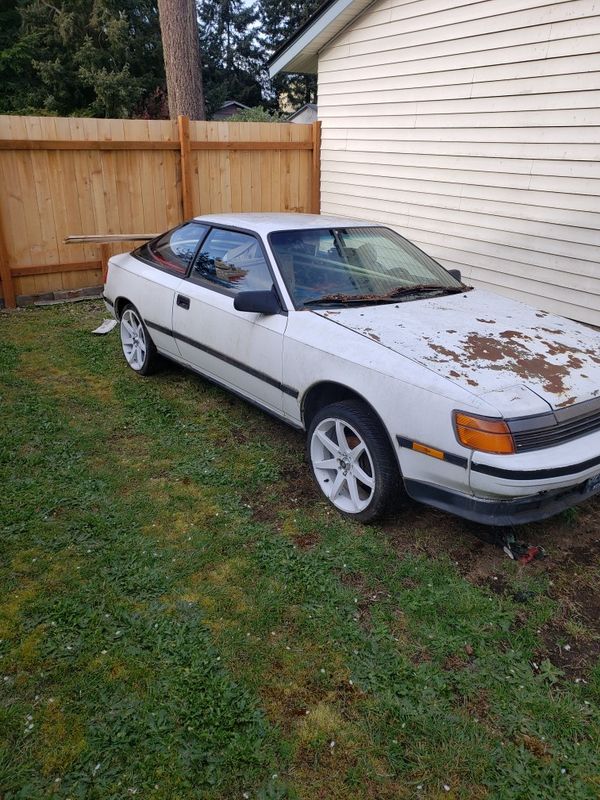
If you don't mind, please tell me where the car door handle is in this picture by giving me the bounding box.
[177,294,190,310]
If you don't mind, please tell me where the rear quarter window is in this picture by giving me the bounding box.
[137,223,208,275]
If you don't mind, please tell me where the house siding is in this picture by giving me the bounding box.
[317,0,600,326]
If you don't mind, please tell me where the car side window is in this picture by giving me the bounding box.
[143,223,208,275]
[190,229,273,293]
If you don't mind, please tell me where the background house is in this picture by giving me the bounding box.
[212,100,250,120]
[269,0,600,327]
[288,103,318,123]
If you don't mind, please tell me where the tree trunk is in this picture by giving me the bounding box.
[157,0,206,120]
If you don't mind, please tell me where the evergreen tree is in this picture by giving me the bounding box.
[259,0,322,111]
[0,0,166,118]
[198,0,264,118]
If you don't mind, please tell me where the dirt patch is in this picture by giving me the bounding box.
[538,621,600,679]
[241,425,314,526]
[339,571,390,632]
[382,493,600,675]
[294,531,321,550]
[443,653,470,671]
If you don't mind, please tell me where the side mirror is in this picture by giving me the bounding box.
[448,268,462,283]
[233,288,281,315]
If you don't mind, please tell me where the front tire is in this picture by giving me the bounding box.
[119,304,159,375]
[307,400,400,522]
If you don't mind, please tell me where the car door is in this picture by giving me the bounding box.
[129,222,209,356]
[171,226,290,415]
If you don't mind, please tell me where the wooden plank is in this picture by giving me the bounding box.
[156,122,178,224]
[0,205,15,307]
[228,122,242,212]
[10,117,44,290]
[258,123,272,211]
[205,122,221,213]
[0,140,180,151]
[25,117,60,294]
[178,115,193,219]
[239,123,254,213]
[311,120,321,213]
[123,120,146,246]
[11,260,103,277]
[134,119,155,237]
[0,122,24,306]
[289,124,302,212]
[280,124,292,212]
[190,119,208,215]
[64,234,158,243]
[190,140,313,151]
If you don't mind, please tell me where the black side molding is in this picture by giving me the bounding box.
[145,319,299,398]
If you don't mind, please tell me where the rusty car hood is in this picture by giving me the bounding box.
[313,289,600,413]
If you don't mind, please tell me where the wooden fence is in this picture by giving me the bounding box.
[0,115,321,308]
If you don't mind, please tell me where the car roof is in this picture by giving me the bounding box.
[192,212,376,236]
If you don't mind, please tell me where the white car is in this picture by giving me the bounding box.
[104,213,600,525]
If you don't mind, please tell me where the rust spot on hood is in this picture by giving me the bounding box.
[363,327,381,342]
[557,396,578,408]
[499,330,532,341]
[463,334,506,362]
[513,355,568,394]
[429,343,461,363]
[459,332,576,395]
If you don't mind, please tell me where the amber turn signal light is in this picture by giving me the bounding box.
[454,411,515,455]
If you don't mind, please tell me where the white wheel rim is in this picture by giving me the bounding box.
[310,417,376,514]
[120,309,147,371]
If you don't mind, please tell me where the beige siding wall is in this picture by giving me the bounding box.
[318,0,600,326]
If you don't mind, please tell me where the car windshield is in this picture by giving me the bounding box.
[269,226,467,308]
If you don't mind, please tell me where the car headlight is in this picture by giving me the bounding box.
[453,411,515,455]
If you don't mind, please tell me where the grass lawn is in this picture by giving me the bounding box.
[1,300,599,800]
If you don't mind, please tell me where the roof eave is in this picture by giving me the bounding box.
[268,0,374,78]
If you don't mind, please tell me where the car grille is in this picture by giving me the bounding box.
[509,399,600,453]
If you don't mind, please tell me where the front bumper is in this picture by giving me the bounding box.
[404,472,600,526]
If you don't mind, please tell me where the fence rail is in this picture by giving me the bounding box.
[0,114,321,308]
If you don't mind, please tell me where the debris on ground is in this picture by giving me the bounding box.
[501,531,546,563]
[91,319,117,335]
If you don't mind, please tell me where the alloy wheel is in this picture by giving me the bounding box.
[310,417,376,513]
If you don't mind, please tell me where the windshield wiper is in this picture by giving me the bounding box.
[303,293,395,306]
[303,284,469,307]
[387,284,468,298]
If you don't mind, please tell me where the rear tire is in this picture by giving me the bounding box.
[119,304,159,375]
[306,400,401,522]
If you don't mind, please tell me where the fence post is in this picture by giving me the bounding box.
[0,208,16,308]
[178,115,193,220]
[100,243,110,284]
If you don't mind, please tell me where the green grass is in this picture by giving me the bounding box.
[1,300,599,799]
